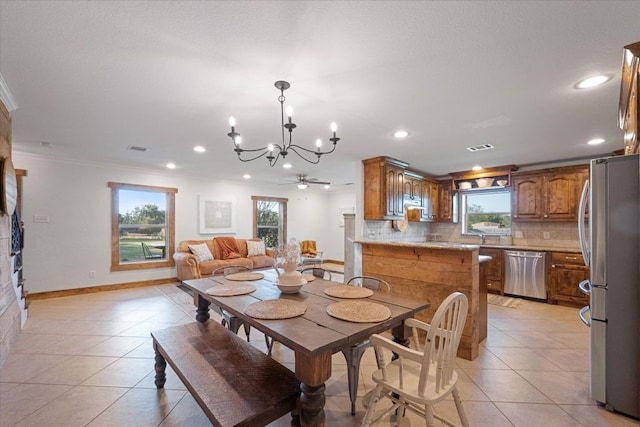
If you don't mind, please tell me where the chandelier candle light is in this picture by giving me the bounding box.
[227,80,340,166]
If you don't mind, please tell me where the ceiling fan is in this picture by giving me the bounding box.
[280,174,331,189]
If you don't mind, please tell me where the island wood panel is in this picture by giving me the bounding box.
[360,243,480,360]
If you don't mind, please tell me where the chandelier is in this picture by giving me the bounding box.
[227,80,340,167]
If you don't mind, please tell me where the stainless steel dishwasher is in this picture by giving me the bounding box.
[504,250,547,300]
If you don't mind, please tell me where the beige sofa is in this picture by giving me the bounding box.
[174,237,275,281]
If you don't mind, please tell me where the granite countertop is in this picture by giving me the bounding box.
[479,244,582,253]
[354,240,479,251]
[354,240,581,254]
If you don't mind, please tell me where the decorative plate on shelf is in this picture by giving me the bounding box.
[0,157,17,216]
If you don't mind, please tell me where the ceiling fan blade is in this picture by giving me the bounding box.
[307,180,331,185]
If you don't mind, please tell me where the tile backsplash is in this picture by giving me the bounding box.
[362,220,429,242]
[361,220,580,249]
[432,221,580,249]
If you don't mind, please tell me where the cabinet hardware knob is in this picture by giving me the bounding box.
[552,264,556,268]
[544,214,548,218]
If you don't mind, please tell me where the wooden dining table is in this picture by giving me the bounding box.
[183,270,430,426]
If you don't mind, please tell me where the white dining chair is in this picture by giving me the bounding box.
[362,292,469,427]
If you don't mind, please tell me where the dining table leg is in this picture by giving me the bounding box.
[194,293,210,323]
[295,351,332,426]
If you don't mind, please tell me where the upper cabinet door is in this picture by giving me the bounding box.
[512,175,543,220]
[437,182,453,222]
[543,172,577,220]
[385,165,404,218]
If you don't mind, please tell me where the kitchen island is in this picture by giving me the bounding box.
[355,240,485,360]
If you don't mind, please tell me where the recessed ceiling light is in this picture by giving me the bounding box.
[193,145,206,153]
[588,138,605,145]
[472,165,482,171]
[166,162,176,169]
[283,163,292,169]
[394,130,409,139]
[576,75,611,89]
[243,174,251,179]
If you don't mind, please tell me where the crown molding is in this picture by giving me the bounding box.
[0,73,18,112]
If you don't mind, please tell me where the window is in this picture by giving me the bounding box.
[109,182,177,271]
[252,196,287,248]
[460,189,511,236]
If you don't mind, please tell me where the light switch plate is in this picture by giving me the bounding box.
[514,231,523,238]
[33,215,49,223]
[543,231,550,239]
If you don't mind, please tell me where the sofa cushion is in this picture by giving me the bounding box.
[198,259,231,276]
[249,255,276,270]
[247,240,266,257]
[188,243,214,261]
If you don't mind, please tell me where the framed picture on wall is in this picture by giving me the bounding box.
[198,196,236,234]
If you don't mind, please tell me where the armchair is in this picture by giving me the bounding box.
[300,240,323,267]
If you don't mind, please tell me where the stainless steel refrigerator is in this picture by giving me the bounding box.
[578,153,639,419]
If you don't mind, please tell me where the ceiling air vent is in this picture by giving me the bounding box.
[466,143,494,152]
[128,145,148,152]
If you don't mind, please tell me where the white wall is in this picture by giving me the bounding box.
[13,153,354,293]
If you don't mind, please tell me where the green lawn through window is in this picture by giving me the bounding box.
[119,236,165,262]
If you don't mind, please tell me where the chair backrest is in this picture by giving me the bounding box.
[346,276,391,294]
[414,292,468,395]
[212,265,252,276]
[301,267,332,280]
[141,242,160,259]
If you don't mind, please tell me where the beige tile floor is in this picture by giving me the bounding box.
[1,283,638,427]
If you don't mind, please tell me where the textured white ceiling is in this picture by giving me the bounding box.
[1,1,638,188]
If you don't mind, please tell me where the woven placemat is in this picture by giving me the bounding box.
[225,272,265,281]
[245,299,307,320]
[326,300,391,323]
[205,284,256,297]
[324,285,373,299]
[302,274,316,282]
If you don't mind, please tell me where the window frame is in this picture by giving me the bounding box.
[108,182,177,271]
[459,188,512,236]
[251,195,288,248]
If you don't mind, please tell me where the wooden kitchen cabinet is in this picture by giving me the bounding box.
[512,165,588,222]
[543,171,578,220]
[363,156,408,220]
[479,248,504,295]
[548,251,589,307]
[512,173,542,220]
[438,181,454,222]
[403,171,423,204]
[420,180,439,222]
[619,41,640,155]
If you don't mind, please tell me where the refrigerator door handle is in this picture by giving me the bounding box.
[579,306,591,326]
[578,279,591,295]
[578,179,590,266]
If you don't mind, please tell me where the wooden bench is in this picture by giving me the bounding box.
[151,321,300,427]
